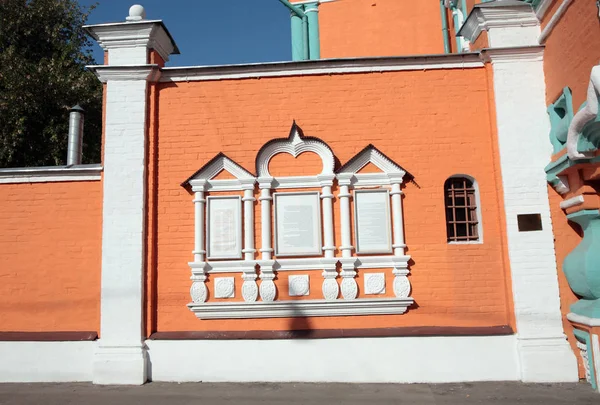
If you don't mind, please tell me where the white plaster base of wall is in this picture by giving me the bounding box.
[146,336,520,383]
[93,344,147,385]
[517,338,579,382]
[0,342,94,382]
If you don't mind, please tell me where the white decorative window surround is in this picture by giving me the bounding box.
[182,153,257,304]
[183,124,415,319]
[337,144,412,301]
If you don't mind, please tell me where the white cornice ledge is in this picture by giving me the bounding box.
[0,164,102,184]
[481,46,544,63]
[83,20,179,62]
[160,54,483,83]
[459,3,538,43]
[86,65,161,83]
[188,297,413,319]
[567,312,600,326]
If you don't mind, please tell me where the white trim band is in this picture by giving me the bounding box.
[188,297,413,319]
[160,55,483,83]
[0,165,102,184]
[567,312,600,326]
[538,0,573,44]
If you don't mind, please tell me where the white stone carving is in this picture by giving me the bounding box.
[322,279,339,301]
[340,278,358,300]
[241,270,258,303]
[289,275,310,297]
[256,122,335,179]
[260,280,276,302]
[364,273,386,295]
[577,340,591,384]
[242,281,258,303]
[336,144,408,187]
[190,281,207,303]
[214,277,235,299]
[393,276,411,298]
[567,65,600,160]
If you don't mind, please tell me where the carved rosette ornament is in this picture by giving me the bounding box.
[190,281,207,303]
[322,278,339,301]
[393,275,411,298]
[340,278,358,300]
[260,280,276,302]
[241,271,259,303]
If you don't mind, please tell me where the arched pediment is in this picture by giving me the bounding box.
[255,122,335,179]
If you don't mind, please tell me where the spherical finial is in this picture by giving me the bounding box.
[126,4,146,21]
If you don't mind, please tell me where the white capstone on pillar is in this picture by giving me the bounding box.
[85,5,178,385]
[319,175,338,300]
[337,174,358,300]
[258,178,276,302]
[461,2,578,383]
[241,182,258,303]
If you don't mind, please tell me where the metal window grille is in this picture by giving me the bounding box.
[444,177,479,242]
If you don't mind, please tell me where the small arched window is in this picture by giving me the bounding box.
[444,176,480,243]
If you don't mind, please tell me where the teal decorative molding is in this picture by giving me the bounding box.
[573,328,597,390]
[564,210,600,318]
[547,87,573,154]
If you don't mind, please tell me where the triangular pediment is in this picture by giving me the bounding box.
[181,153,255,190]
[337,144,411,179]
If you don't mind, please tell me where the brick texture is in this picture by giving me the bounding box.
[0,181,102,332]
[150,67,514,332]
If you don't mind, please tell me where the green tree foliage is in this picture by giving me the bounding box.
[0,0,101,167]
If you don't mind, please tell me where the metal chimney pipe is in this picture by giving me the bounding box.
[67,105,85,166]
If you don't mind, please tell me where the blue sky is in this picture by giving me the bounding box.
[80,0,293,66]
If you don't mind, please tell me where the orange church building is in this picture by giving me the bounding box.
[1,0,600,389]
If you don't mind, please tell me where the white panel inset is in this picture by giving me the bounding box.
[206,196,242,260]
[214,277,235,298]
[274,191,322,257]
[354,190,392,254]
[364,273,386,295]
[288,275,310,296]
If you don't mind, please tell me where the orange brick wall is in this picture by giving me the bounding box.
[150,67,514,333]
[543,0,600,106]
[318,0,445,58]
[0,181,102,332]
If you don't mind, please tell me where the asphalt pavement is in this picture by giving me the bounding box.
[0,381,597,404]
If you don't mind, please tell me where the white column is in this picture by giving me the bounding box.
[337,175,357,299]
[390,183,406,256]
[193,191,206,262]
[86,8,178,386]
[486,45,578,382]
[92,68,159,385]
[319,175,338,300]
[242,186,256,261]
[241,183,258,303]
[189,188,208,305]
[258,178,276,301]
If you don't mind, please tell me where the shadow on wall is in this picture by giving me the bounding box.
[287,304,313,338]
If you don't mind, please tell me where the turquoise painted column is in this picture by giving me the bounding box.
[290,11,304,61]
[563,209,600,318]
[305,3,320,59]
